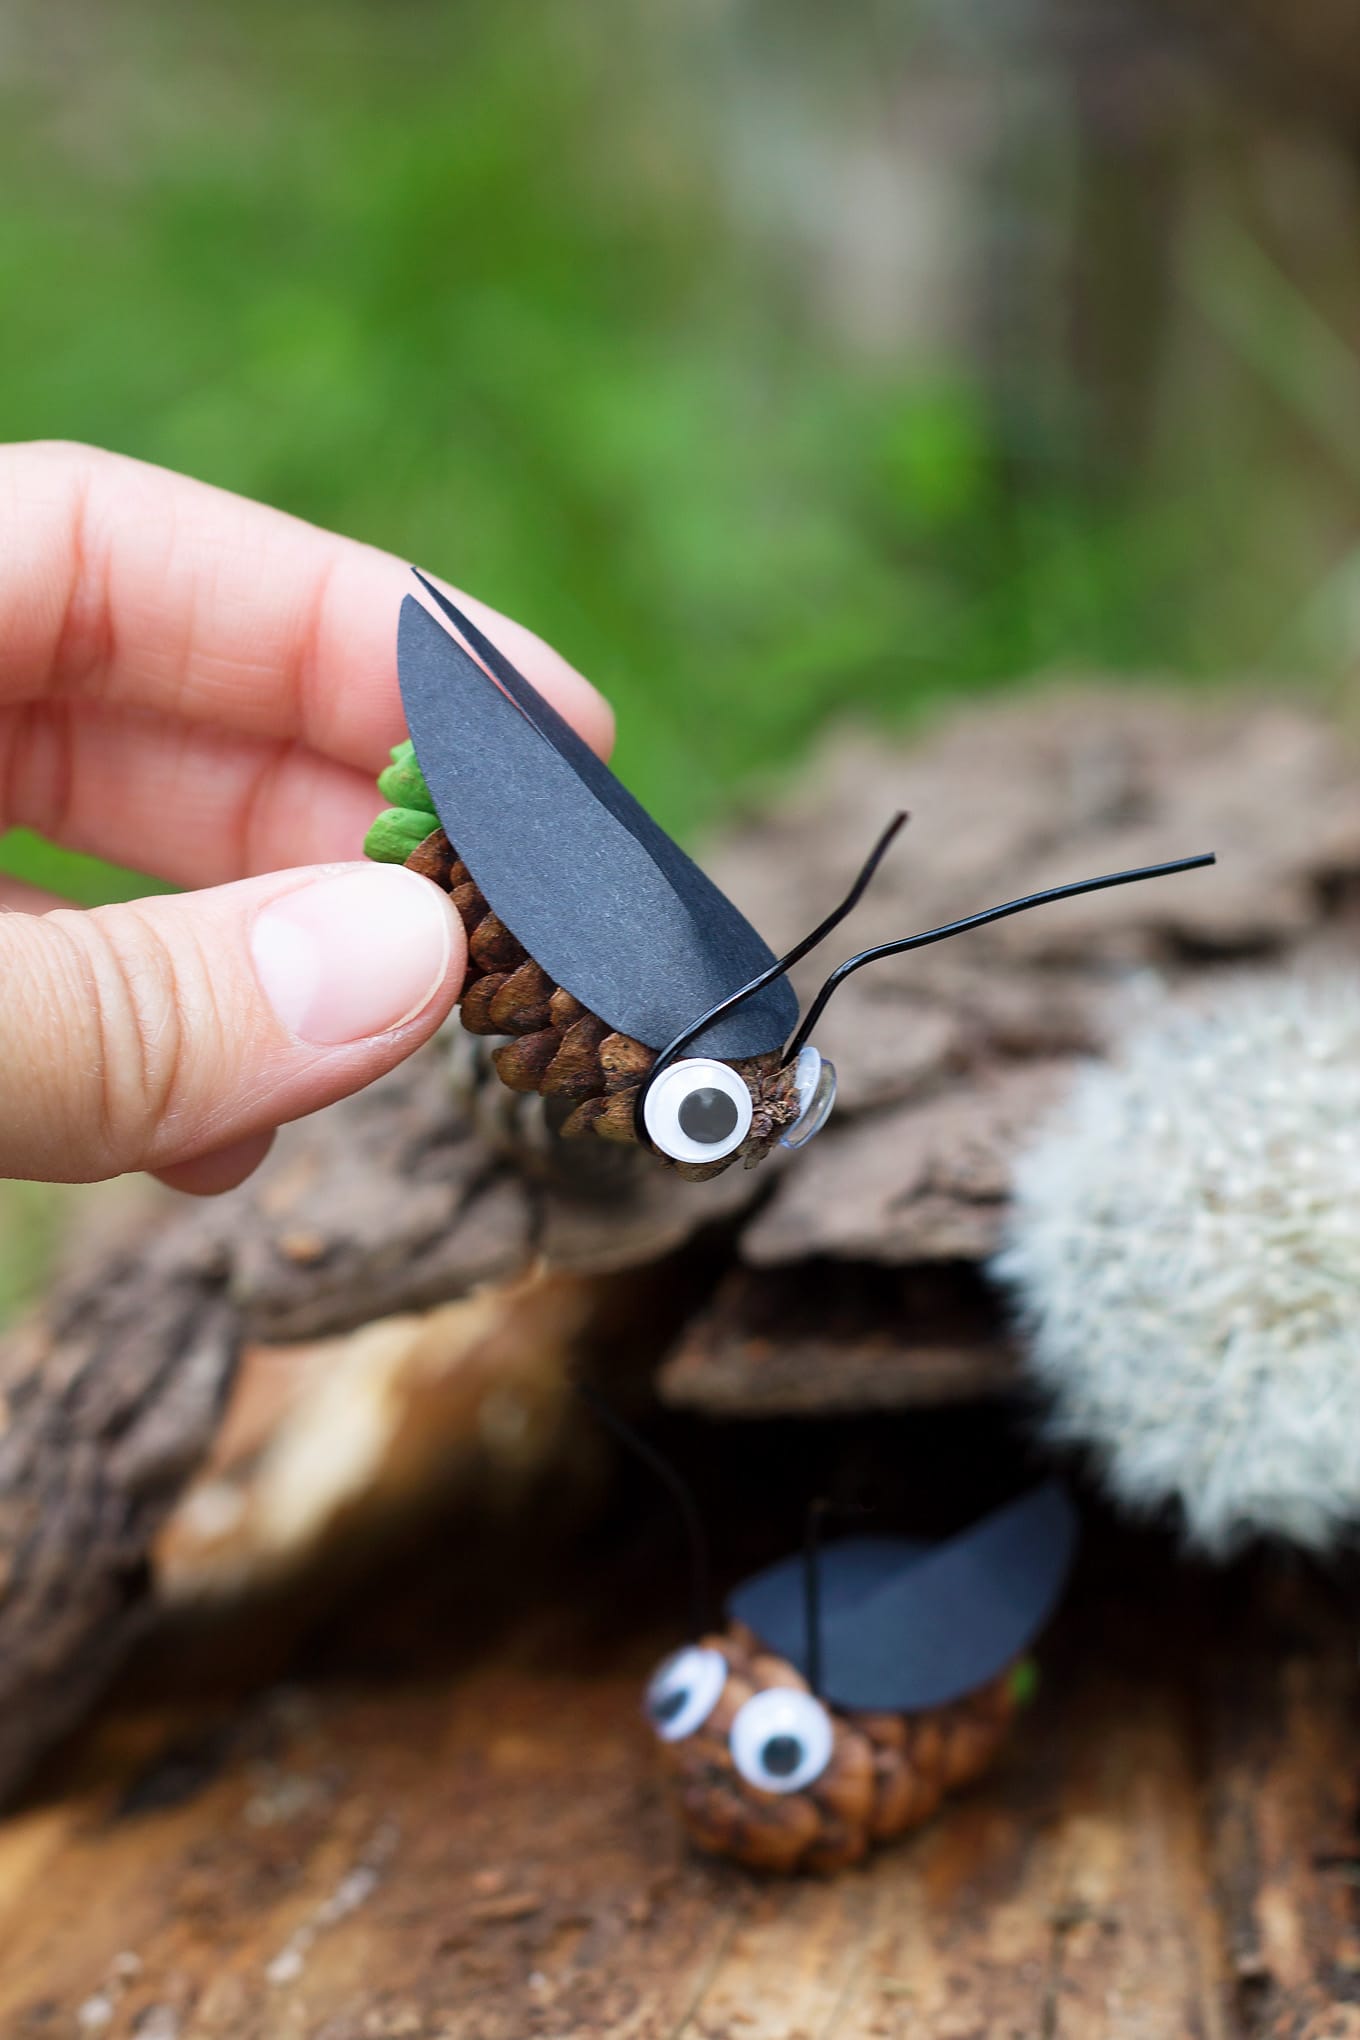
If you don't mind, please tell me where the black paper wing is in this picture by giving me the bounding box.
[727,1483,1079,1713]
[397,581,798,1059]
[729,1535,924,1659]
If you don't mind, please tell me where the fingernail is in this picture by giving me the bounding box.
[252,866,455,1045]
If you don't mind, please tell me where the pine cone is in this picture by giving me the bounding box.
[655,1624,1018,1873]
[406,827,797,1177]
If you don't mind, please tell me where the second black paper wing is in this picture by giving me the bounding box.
[728,1535,927,1660]
[727,1485,1078,1714]
[816,1483,1078,1712]
[397,591,798,1059]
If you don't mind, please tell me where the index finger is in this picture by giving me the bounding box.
[0,441,613,772]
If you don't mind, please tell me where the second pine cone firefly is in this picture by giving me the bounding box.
[646,1484,1077,1872]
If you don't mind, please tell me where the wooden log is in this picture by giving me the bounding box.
[4,687,1359,1812]
[0,1229,239,1811]
[658,1263,1017,1415]
[1,1532,1355,2037]
[1204,1563,1360,2038]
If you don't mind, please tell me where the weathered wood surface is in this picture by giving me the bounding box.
[5,687,1358,1811]
[0,1229,239,1823]
[0,1258,603,1812]
[0,1539,1356,2040]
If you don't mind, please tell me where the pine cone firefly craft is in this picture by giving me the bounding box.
[367,572,1216,1176]
[645,1485,1077,1873]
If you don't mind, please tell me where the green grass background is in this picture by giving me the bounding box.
[0,0,1354,1317]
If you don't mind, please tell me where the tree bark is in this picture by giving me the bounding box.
[3,685,1358,1805]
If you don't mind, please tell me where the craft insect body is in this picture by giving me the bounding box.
[642,1484,1079,1873]
[369,572,1214,1175]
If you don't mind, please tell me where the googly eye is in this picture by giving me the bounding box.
[729,1686,835,1794]
[644,1646,727,1742]
[642,1058,754,1165]
[780,1045,837,1151]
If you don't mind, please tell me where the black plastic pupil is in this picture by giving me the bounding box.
[760,1733,804,1778]
[651,1686,688,1725]
[677,1086,740,1144]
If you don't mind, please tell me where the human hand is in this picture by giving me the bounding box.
[0,443,612,1193]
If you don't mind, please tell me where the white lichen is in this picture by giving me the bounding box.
[993,970,1360,1557]
[263,1826,397,1987]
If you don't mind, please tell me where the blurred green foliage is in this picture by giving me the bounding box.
[1,0,1333,912]
[0,0,1353,1319]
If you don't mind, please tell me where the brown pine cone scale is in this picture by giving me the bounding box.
[468,909,528,976]
[486,959,555,1035]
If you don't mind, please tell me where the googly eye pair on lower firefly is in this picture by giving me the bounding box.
[641,1044,837,1166]
[644,1648,835,1796]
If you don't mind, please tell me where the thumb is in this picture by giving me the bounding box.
[0,863,464,1188]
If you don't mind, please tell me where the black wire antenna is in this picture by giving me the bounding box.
[785,850,1217,1062]
[639,811,909,1109]
[574,1381,712,1644]
[637,829,1216,1137]
[802,1500,869,1697]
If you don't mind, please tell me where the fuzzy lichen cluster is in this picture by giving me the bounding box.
[993,972,1360,1557]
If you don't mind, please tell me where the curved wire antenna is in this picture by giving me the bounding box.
[785,851,1217,1063]
[803,1500,830,1698]
[803,1499,869,1697]
[574,1381,711,1643]
[636,811,909,1139]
